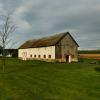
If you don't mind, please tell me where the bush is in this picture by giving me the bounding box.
[78,58,84,63]
[98,61,100,64]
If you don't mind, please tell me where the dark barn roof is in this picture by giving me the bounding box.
[19,32,79,49]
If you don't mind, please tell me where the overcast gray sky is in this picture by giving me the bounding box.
[0,0,100,50]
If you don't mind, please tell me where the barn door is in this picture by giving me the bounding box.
[66,55,71,63]
[66,55,69,62]
[22,52,27,60]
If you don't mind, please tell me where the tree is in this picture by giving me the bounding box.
[0,45,2,55]
[0,14,16,72]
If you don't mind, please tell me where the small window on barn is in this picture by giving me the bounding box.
[30,54,32,58]
[48,55,51,58]
[34,55,36,58]
[38,55,41,58]
[44,55,46,58]
[72,54,74,58]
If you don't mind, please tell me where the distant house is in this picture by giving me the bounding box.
[5,49,18,57]
[0,49,18,57]
[18,32,79,63]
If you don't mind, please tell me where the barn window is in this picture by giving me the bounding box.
[72,54,74,58]
[48,55,51,58]
[44,55,46,58]
[38,55,41,58]
[34,55,36,58]
[30,54,32,58]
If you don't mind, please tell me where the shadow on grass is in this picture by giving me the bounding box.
[94,67,100,72]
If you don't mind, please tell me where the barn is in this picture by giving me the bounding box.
[18,32,79,63]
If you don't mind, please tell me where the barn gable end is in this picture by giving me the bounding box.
[55,33,78,62]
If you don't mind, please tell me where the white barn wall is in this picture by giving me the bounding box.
[18,49,29,58]
[18,46,55,60]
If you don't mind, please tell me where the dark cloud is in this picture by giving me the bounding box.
[0,0,100,49]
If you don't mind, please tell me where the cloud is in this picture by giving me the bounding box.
[0,0,100,49]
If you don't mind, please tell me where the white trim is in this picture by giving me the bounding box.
[69,55,71,63]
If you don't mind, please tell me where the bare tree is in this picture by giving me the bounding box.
[0,14,16,72]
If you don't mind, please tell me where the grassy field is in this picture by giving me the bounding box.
[0,58,100,100]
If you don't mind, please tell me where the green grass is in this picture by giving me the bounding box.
[0,58,100,100]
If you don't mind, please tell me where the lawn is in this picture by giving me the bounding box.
[0,58,100,100]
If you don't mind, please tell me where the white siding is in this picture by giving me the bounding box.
[18,46,55,60]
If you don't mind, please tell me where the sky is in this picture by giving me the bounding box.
[0,0,100,50]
